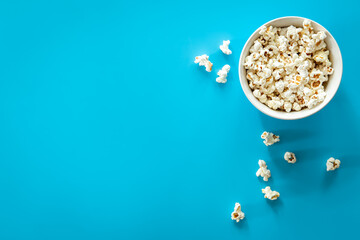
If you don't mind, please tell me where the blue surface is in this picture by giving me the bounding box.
[0,0,359,239]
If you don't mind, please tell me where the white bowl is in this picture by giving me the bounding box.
[239,16,343,120]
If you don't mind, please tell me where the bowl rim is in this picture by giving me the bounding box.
[238,16,343,120]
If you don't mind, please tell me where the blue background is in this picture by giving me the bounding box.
[0,0,359,239]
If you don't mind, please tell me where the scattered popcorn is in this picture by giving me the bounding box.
[284,152,296,163]
[326,157,341,171]
[244,19,333,112]
[262,186,280,200]
[194,54,213,72]
[261,131,280,146]
[256,159,271,181]
[216,64,231,83]
[220,40,232,55]
[231,202,245,222]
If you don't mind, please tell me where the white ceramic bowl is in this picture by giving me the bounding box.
[239,16,343,120]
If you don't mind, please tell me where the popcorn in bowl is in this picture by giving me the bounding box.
[244,20,334,112]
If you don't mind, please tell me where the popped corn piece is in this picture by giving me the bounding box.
[277,36,288,52]
[323,66,334,75]
[286,25,301,41]
[273,60,284,69]
[273,69,283,81]
[292,102,301,111]
[326,157,341,171]
[310,69,326,81]
[262,186,280,200]
[289,41,299,52]
[231,203,245,222]
[194,54,213,72]
[244,56,255,70]
[293,54,304,66]
[303,19,311,29]
[296,95,306,107]
[305,40,316,54]
[281,89,293,100]
[303,87,312,97]
[259,94,267,103]
[249,81,255,89]
[302,19,313,35]
[313,50,329,63]
[323,59,332,67]
[312,31,327,42]
[251,52,260,61]
[275,80,285,93]
[216,64,230,84]
[284,152,296,163]
[297,60,311,78]
[315,41,327,51]
[284,102,292,112]
[247,71,258,82]
[300,34,311,45]
[307,89,326,109]
[312,31,327,51]
[261,131,280,146]
[220,40,232,55]
[250,40,262,53]
[307,96,319,109]
[266,98,283,110]
[259,48,271,58]
[259,25,267,35]
[253,89,262,98]
[284,62,296,74]
[259,26,277,40]
[317,89,327,101]
[289,75,305,89]
[310,80,322,89]
[265,45,279,55]
[257,67,272,79]
[288,94,297,103]
[256,160,271,181]
[263,83,275,94]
